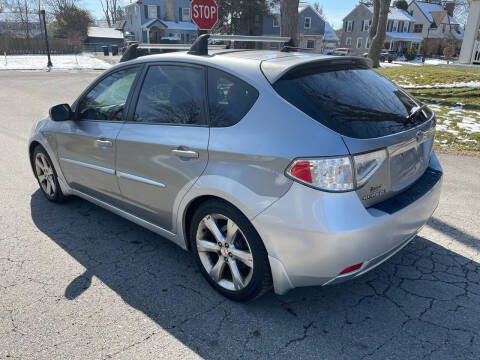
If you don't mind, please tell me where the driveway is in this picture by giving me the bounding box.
[1,71,479,359]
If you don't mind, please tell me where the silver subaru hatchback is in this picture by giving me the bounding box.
[29,36,442,301]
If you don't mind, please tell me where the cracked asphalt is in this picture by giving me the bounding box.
[1,71,480,359]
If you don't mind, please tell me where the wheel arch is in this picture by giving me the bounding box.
[28,140,44,175]
[182,195,240,251]
[181,194,271,254]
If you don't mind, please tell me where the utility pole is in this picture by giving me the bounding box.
[40,9,52,68]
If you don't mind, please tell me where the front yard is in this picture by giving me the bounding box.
[377,66,480,153]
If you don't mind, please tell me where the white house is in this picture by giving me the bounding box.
[459,0,480,64]
[408,1,464,56]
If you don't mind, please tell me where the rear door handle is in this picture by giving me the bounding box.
[171,149,199,159]
[95,138,113,148]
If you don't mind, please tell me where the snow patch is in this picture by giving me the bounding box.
[0,53,111,70]
[402,81,480,89]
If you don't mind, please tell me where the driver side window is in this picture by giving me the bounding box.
[77,67,139,121]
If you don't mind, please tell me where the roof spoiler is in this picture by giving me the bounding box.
[119,42,228,62]
[188,34,292,56]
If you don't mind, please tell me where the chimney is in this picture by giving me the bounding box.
[165,0,175,21]
[444,2,455,17]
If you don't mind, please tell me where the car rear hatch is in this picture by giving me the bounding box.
[262,55,437,208]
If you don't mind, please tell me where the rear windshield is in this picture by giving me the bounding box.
[273,67,430,139]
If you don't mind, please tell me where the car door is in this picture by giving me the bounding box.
[55,65,141,204]
[115,63,209,232]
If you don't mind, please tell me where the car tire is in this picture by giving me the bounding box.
[33,145,66,203]
[189,200,272,301]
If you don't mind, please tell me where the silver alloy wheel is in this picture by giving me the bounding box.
[196,214,254,291]
[35,153,56,197]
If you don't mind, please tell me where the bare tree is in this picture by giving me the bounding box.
[451,0,469,25]
[312,1,326,20]
[44,0,79,16]
[280,0,299,46]
[99,0,120,27]
[369,0,380,39]
[9,0,33,38]
[368,0,389,68]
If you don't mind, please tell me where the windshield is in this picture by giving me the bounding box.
[273,67,431,139]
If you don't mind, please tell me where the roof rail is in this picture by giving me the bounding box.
[120,42,227,62]
[188,34,292,56]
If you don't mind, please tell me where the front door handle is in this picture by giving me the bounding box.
[95,138,113,148]
[171,149,199,159]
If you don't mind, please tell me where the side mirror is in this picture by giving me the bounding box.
[49,104,73,122]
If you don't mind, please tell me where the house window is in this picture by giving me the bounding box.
[392,20,399,32]
[306,39,315,49]
[403,21,409,32]
[129,14,132,25]
[147,5,156,19]
[346,37,352,46]
[182,8,191,21]
[362,19,370,32]
[365,37,370,49]
[346,20,353,32]
[387,21,392,32]
[273,15,280,27]
[356,37,363,48]
[442,24,446,33]
[414,24,423,33]
[304,17,311,29]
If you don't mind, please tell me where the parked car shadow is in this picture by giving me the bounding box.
[30,190,480,359]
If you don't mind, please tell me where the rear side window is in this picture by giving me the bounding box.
[273,67,428,139]
[208,68,258,127]
[133,65,206,125]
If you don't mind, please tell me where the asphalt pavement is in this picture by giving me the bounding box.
[1,70,480,359]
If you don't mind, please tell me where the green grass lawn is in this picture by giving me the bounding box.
[377,66,480,153]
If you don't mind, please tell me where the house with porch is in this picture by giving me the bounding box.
[123,0,197,44]
[262,2,339,53]
[407,1,464,56]
[459,0,480,64]
[340,4,422,55]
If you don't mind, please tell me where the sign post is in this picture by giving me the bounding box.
[191,0,218,31]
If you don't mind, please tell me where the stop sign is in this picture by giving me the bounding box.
[191,0,218,30]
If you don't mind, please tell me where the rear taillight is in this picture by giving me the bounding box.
[286,157,354,192]
[286,149,387,192]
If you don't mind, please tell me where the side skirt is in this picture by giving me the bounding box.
[69,188,182,247]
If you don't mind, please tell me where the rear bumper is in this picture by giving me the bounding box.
[253,152,443,295]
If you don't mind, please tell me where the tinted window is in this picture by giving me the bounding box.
[78,67,139,121]
[134,65,206,125]
[208,68,259,127]
[273,67,429,139]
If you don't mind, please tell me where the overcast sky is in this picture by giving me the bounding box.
[81,0,359,29]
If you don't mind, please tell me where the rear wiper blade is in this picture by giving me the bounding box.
[406,104,428,120]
